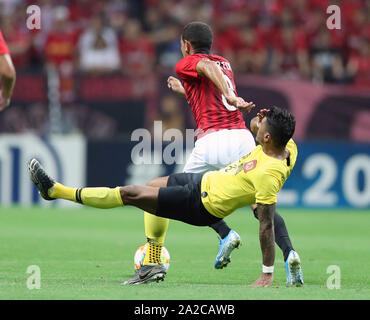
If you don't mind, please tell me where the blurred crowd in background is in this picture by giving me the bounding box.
[0,0,369,138]
[1,0,369,84]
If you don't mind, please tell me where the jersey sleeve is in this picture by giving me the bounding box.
[175,55,202,80]
[286,138,298,168]
[253,170,281,205]
[0,31,10,55]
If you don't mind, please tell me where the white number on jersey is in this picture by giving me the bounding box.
[221,74,237,111]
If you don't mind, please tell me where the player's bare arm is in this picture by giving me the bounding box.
[167,76,186,97]
[0,53,16,111]
[195,59,255,113]
[250,203,275,287]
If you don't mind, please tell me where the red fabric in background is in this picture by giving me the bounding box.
[0,31,10,55]
[119,36,155,74]
[1,29,30,67]
[44,31,78,66]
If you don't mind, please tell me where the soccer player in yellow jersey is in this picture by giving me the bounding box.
[28,107,300,287]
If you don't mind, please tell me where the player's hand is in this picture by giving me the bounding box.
[167,76,185,95]
[249,273,274,287]
[237,100,255,113]
[0,90,10,111]
[226,95,255,113]
[257,108,269,121]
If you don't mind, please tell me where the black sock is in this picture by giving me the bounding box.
[274,212,294,261]
[210,220,231,239]
[253,208,294,261]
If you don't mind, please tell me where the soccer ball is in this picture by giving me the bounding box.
[134,243,170,272]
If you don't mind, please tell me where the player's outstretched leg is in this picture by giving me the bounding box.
[28,158,123,208]
[28,158,168,285]
[28,158,162,211]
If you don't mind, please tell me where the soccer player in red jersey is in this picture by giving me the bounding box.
[124,22,302,286]
[0,30,16,111]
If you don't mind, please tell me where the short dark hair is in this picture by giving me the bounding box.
[182,22,213,54]
[266,107,296,148]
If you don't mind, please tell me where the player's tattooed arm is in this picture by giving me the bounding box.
[250,203,275,287]
[257,203,275,267]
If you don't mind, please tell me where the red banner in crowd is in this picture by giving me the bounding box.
[10,73,370,142]
[236,75,370,142]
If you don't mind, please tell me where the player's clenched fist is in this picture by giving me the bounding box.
[167,76,185,96]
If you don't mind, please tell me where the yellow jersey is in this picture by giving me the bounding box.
[200,139,298,218]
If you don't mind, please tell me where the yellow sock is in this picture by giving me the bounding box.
[144,211,169,245]
[50,183,123,209]
[143,240,163,265]
[79,186,123,208]
[143,212,168,265]
[49,183,77,201]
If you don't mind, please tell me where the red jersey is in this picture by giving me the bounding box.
[0,31,10,55]
[175,54,246,137]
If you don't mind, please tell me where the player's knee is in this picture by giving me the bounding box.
[119,185,139,205]
[146,176,168,188]
[146,179,157,187]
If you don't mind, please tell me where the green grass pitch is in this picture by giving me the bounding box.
[0,206,369,300]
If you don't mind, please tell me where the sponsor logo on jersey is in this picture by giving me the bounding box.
[243,160,257,173]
